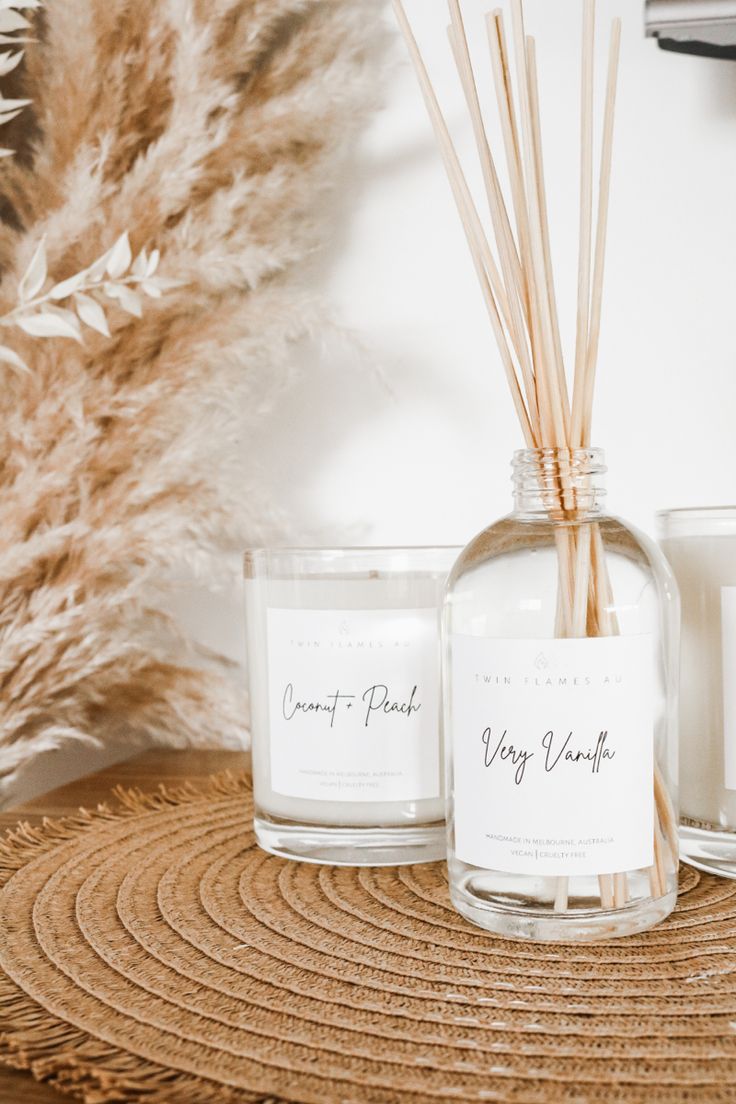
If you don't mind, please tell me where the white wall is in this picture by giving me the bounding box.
[270,0,736,549]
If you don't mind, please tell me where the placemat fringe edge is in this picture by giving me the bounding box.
[0,770,250,887]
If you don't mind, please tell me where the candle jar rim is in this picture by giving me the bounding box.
[658,506,736,539]
[245,544,463,554]
[658,506,736,518]
[244,545,462,579]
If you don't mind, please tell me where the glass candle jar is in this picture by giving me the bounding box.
[244,547,459,865]
[658,507,736,877]
[444,449,679,942]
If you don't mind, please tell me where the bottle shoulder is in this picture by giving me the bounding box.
[448,514,676,595]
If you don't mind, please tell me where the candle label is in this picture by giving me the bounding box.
[265,608,441,802]
[722,588,736,790]
[451,634,654,876]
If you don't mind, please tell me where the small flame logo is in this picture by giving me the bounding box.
[534,652,549,671]
[339,619,350,636]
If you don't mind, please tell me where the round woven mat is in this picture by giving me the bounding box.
[2,775,736,1104]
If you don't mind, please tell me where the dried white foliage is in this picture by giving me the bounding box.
[0,0,386,803]
[0,5,173,369]
[0,233,174,366]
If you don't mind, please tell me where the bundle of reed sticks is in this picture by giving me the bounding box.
[394,0,678,912]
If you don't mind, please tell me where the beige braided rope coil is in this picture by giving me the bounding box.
[1,773,736,1104]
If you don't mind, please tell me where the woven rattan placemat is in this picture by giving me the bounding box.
[1,773,736,1104]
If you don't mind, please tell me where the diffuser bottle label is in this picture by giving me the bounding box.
[721,588,736,790]
[450,635,654,876]
[265,608,441,802]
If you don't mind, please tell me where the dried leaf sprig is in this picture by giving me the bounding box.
[0,3,175,370]
[0,233,177,371]
[0,1,40,157]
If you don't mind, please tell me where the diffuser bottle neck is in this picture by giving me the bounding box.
[511,448,607,520]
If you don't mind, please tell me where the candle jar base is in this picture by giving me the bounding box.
[254,811,446,867]
[449,860,677,942]
[680,822,736,880]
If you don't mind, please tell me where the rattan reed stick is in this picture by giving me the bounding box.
[526,36,569,435]
[509,1,566,449]
[487,11,534,331]
[583,18,622,445]
[571,0,596,449]
[392,0,536,445]
[448,8,535,400]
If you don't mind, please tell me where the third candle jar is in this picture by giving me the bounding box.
[659,507,736,876]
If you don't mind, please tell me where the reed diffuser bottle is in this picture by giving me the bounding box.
[395,0,680,938]
[445,449,679,940]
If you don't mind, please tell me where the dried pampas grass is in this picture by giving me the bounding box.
[0,0,387,801]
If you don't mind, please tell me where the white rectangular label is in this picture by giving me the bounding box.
[722,588,736,790]
[266,608,441,802]
[451,635,654,876]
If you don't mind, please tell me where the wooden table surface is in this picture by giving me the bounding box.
[0,748,248,1104]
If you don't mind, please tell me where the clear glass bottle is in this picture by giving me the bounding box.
[444,449,679,941]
